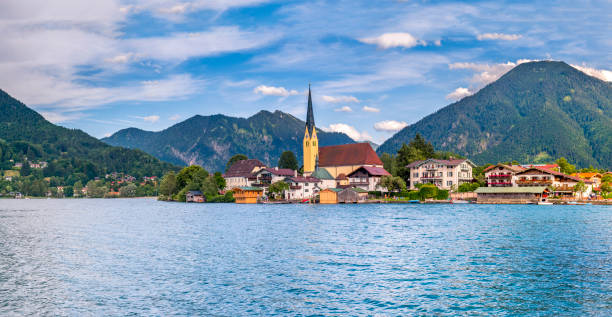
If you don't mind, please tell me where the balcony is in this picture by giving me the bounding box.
[487,181,513,186]
[488,174,511,178]
[553,185,574,192]
[516,179,553,186]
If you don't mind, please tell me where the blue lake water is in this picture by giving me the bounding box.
[1,199,612,315]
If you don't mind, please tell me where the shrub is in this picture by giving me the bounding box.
[435,189,449,200]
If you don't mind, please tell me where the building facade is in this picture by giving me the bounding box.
[223,159,266,190]
[347,166,391,191]
[407,158,475,190]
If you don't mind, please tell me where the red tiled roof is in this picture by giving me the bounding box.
[262,167,295,176]
[517,167,594,183]
[318,143,382,167]
[224,159,266,178]
[348,166,391,177]
[520,164,559,171]
[483,164,525,173]
[288,176,321,183]
[336,173,348,180]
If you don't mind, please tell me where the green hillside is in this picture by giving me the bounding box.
[102,110,355,172]
[377,61,612,168]
[0,89,176,178]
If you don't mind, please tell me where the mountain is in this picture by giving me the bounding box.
[0,89,176,177]
[102,110,355,172]
[377,61,612,168]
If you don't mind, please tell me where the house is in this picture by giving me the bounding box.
[570,173,602,189]
[484,164,525,187]
[319,188,343,204]
[252,167,296,192]
[516,167,594,198]
[284,176,321,200]
[186,191,205,203]
[520,164,560,172]
[310,167,336,189]
[318,143,384,178]
[407,158,475,190]
[337,187,368,203]
[347,166,391,191]
[475,187,550,204]
[224,159,266,190]
[232,187,263,204]
[336,173,349,187]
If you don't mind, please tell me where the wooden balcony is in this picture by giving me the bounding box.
[516,179,552,186]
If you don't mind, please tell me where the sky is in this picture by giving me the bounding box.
[0,0,610,143]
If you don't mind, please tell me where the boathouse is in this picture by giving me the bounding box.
[186,191,205,203]
[475,186,549,204]
[319,188,342,204]
[232,186,263,204]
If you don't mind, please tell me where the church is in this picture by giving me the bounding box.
[302,86,386,180]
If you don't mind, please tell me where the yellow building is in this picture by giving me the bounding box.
[319,188,342,204]
[232,187,263,204]
[303,85,318,175]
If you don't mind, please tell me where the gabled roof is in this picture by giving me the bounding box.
[475,186,548,194]
[319,143,382,167]
[483,163,525,173]
[321,188,343,193]
[287,176,321,183]
[521,164,560,171]
[187,190,203,195]
[260,167,295,176]
[348,166,391,177]
[311,167,334,180]
[224,159,266,178]
[406,158,475,169]
[570,172,602,179]
[517,167,593,183]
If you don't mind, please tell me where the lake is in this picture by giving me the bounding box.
[1,199,612,315]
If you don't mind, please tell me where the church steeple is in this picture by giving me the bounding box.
[306,84,315,135]
[303,84,318,175]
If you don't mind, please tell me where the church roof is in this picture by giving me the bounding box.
[318,143,383,167]
[305,85,315,135]
[311,167,334,180]
[224,159,266,178]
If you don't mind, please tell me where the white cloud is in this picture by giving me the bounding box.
[105,53,135,64]
[159,3,190,14]
[359,32,425,49]
[169,114,181,121]
[570,64,612,82]
[362,106,380,113]
[143,115,160,123]
[322,95,359,103]
[334,106,353,112]
[325,123,372,141]
[39,111,84,123]
[446,87,474,100]
[253,85,299,97]
[374,120,408,132]
[477,33,522,41]
[449,59,536,86]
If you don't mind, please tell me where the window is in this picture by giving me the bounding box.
[448,172,453,177]
[305,189,309,192]
[413,173,419,178]
[447,181,453,186]
[306,141,309,146]
[313,141,316,146]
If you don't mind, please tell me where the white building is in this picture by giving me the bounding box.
[223,159,266,190]
[284,176,321,200]
[407,158,475,190]
[346,166,391,191]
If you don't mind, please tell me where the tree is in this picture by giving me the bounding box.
[556,157,576,175]
[458,183,480,192]
[63,186,74,198]
[159,171,177,198]
[73,181,83,197]
[602,174,612,183]
[268,181,289,200]
[601,182,612,194]
[278,151,298,171]
[201,176,219,199]
[213,172,226,190]
[381,175,406,192]
[225,154,248,172]
[86,180,107,198]
[20,162,31,177]
[120,183,137,197]
[573,181,587,200]
[176,165,208,189]
[380,153,397,176]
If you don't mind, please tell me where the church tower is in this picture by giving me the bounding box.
[303,85,318,175]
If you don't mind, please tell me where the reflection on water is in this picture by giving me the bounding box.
[1,199,612,315]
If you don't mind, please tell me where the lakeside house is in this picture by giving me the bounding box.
[224,159,266,190]
[570,172,602,190]
[484,164,525,187]
[252,167,297,194]
[475,187,550,204]
[284,176,321,200]
[320,188,343,204]
[347,166,391,191]
[516,167,594,198]
[232,187,263,204]
[186,191,205,203]
[407,158,475,190]
[337,188,368,203]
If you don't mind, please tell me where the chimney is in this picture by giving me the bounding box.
[275,167,278,171]
[294,170,298,177]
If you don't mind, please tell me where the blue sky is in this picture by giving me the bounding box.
[1,0,610,143]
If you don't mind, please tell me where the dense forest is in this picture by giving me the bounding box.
[0,89,177,197]
[378,61,612,169]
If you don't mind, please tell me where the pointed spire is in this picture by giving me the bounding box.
[306,84,315,135]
